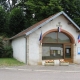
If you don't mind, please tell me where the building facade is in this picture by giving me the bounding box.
[10,11,80,65]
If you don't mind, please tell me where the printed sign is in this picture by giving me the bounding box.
[78,47,80,54]
[66,49,69,53]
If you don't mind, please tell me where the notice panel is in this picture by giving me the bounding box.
[78,47,80,54]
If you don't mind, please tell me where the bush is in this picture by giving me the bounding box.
[0,39,4,57]
[0,38,13,58]
[4,45,13,58]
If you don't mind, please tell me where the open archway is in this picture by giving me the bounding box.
[41,29,75,62]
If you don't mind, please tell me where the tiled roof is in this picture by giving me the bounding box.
[10,11,80,40]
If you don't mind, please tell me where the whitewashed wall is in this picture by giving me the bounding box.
[28,15,80,65]
[11,15,80,65]
[11,36,26,63]
[28,32,40,65]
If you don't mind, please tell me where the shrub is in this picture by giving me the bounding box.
[0,39,4,57]
[0,38,13,58]
[4,45,13,58]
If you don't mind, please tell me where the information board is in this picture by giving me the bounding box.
[78,47,80,54]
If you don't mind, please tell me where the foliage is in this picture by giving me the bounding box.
[0,0,80,37]
[0,38,13,58]
[60,0,80,26]
[8,7,26,36]
[0,39,4,57]
[24,0,62,27]
[3,45,13,58]
[0,6,7,34]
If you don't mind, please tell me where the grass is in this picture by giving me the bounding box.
[0,58,25,66]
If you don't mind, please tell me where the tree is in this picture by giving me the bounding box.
[60,0,80,26]
[0,0,21,11]
[22,0,80,27]
[0,6,7,34]
[0,0,80,37]
[23,0,62,27]
[8,7,25,36]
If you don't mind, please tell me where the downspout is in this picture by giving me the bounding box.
[24,36,27,64]
[24,35,29,65]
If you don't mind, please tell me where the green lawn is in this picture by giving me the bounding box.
[0,58,25,66]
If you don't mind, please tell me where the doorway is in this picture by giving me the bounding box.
[42,30,74,62]
[64,44,72,62]
[42,43,73,62]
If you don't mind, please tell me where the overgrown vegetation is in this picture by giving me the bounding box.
[0,38,13,58]
[3,45,13,58]
[0,39,4,57]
